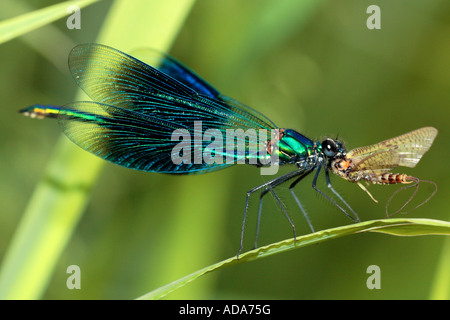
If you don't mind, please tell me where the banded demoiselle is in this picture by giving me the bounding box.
[21,44,438,257]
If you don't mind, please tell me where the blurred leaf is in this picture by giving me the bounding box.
[367,219,450,236]
[0,0,195,300]
[429,222,450,300]
[0,0,99,45]
[138,218,450,300]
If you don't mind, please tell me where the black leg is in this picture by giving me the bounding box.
[253,175,310,249]
[238,162,360,258]
[324,169,360,222]
[289,169,315,233]
[238,169,307,259]
[254,189,267,249]
[312,164,358,222]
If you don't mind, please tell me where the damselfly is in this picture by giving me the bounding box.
[21,44,438,257]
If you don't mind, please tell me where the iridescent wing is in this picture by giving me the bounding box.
[69,44,276,130]
[51,43,278,174]
[347,127,438,174]
[129,47,277,131]
[57,101,188,173]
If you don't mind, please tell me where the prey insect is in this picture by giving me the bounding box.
[331,127,438,216]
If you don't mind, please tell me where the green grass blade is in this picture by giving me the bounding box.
[429,211,450,300]
[365,218,450,236]
[137,218,450,300]
[0,0,99,45]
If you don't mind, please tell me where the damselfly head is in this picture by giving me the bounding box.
[321,138,345,158]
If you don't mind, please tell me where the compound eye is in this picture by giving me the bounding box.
[322,138,337,157]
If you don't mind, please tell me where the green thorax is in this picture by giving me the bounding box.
[275,129,317,165]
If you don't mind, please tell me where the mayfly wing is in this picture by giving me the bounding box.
[350,149,399,172]
[346,127,438,170]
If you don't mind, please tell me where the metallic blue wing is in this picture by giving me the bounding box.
[57,43,277,174]
[55,102,205,173]
[69,43,276,130]
[129,47,277,129]
[130,47,220,99]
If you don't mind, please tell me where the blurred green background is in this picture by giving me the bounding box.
[0,0,449,299]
